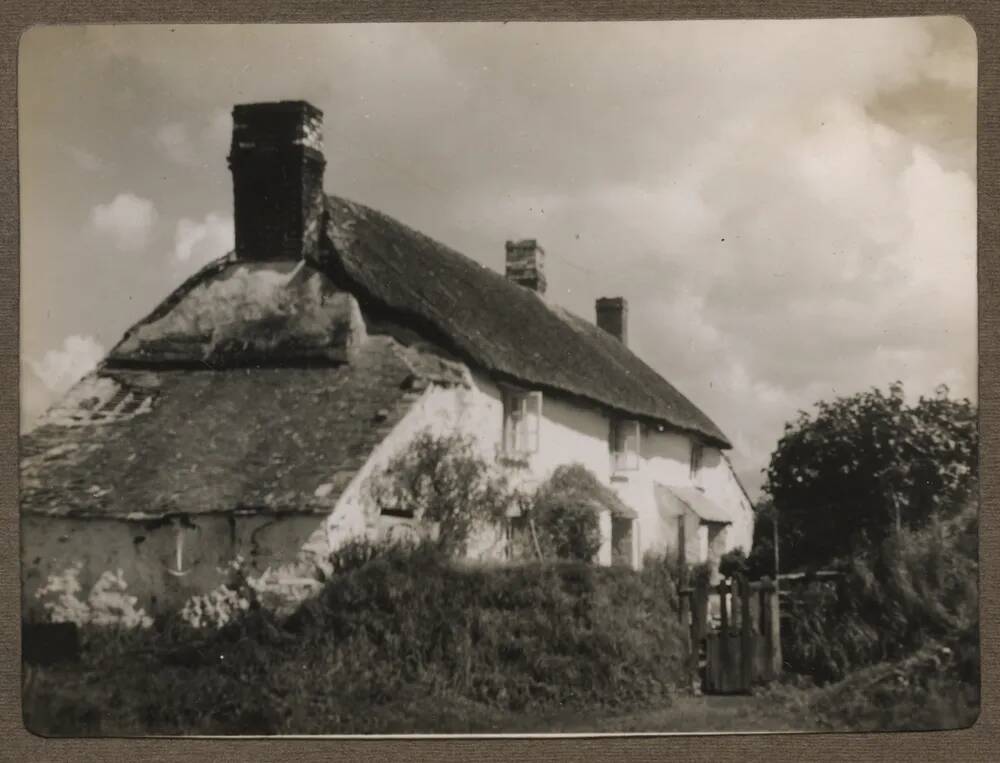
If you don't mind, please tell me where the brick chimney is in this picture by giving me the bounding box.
[596,297,628,345]
[505,239,546,295]
[228,101,326,262]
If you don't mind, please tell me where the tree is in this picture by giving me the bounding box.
[369,430,516,557]
[764,382,977,572]
[745,498,778,579]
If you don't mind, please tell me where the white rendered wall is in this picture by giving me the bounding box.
[328,367,754,569]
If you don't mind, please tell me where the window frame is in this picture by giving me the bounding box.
[690,441,704,486]
[502,387,542,457]
[610,418,641,473]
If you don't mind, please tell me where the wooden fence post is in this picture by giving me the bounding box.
[690,573,707,692]
[769,582,782,677]
[717,580,730,692]
[758,576,782,679]
[677,518,692,690]
[739,574,753,692]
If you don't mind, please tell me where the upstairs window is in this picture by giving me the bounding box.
[690,442,704,486]
[611,419,641,472]
[502,389,542,456]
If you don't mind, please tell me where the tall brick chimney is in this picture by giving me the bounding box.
[596,297,628,345]
[505,239,546,294]
[228,101,326,262]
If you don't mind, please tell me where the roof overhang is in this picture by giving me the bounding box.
[654,483,733,525]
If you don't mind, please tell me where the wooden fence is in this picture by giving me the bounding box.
[679,573,782,694]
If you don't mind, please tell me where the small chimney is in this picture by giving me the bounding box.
[505,239,547,295]
[596,297,628,345]
[228,100,326,262]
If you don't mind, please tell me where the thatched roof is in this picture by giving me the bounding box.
[318,195,731,447]
[107,258,367,367]
[22,189,732,519]
[20,337,461,519]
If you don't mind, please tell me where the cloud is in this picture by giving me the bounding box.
[22,335,106,432]
[154,110,231,166]
[171,212,234,267]
[66,145,102,172]
[90,192,158,251]
[21,18,977,496]
[155,122,195,165]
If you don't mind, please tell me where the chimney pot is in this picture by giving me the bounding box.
[505,239,546,294]
[596,297,628,345]
[228,100,326,262]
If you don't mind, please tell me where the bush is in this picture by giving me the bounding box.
[780,502,978,684]
[368,430,516,556]
[528,464,613,562]
[718,548,748,580]
[328,535,398,576]
[806,634,980,731]
[25,542,689,735]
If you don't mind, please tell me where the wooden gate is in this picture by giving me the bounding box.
[679,573,782,694]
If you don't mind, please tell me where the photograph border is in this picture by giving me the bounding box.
[1,1,995,759]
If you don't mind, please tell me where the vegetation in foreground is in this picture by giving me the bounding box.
[749,383,979,731]
[24,544,688,736]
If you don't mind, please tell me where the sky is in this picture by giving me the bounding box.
[18,19,977,496]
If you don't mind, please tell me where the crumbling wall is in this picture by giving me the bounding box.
[22,512,330,625]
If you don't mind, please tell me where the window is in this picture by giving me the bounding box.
[611,419,641,472]
[502,389,542,456]
[690,442,704,486]
[611,517,636,567]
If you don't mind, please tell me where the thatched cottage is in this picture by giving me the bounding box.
[21,101,753,623]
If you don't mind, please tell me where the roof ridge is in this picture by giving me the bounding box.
[321,193,732,448]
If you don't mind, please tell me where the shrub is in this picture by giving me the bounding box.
[806,635,980,731]
[368,430,517,557]
[328,535,399,576]
[25,544,689,735]
[780,501,978,684]
[528,464,612,562]
[718,548,748,580]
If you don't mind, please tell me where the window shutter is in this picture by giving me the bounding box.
[626,420,640,469]
[690,442,703,484]
[523,391,542,453]
[612,420,641,471]
[502,391,516,454]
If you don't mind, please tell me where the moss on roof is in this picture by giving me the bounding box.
[318,195,731,447]
[108,260,365,367]
[20,338,437,518]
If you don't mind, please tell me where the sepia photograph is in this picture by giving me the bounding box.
[18,18,978,736]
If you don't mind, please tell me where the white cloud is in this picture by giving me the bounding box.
[90,192,158,251]
[154,111,231,166]
[171,212,234,267]
[28,334,105,395]
[22,335,106,432]
[155,122,195,165]
[66,145,102,172]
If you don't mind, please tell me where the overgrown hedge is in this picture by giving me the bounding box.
[25,544,687,736]
[780,502,978,685]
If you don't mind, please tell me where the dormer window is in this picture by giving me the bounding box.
[502,389,542,456]
[611,419,641,472]
[690,442,704,487]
